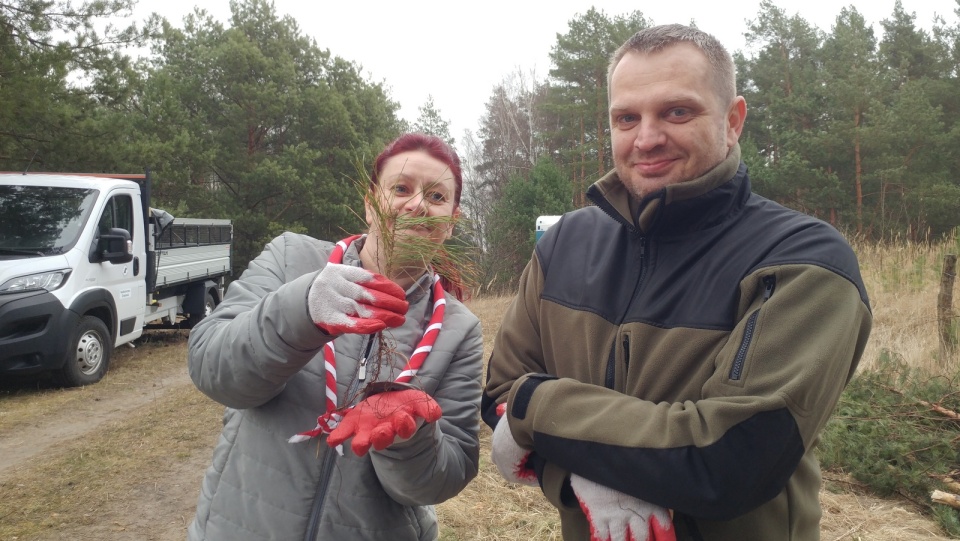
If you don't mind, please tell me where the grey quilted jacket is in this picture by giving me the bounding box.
[187,233,483,541]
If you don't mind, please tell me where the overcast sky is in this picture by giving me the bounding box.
[129,0,958,148]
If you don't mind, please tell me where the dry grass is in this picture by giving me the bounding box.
[0,330,190,434]
[0,385,219,539]
[854,237,960,375]
[820,475,955,541]
[0,331,219,540]
[438,295,563,540]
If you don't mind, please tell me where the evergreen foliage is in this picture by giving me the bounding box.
[484,158,573,291]
[413,95,456,147]
[0,0,149,172]
[542,8,649,206]
[819,354,960,536]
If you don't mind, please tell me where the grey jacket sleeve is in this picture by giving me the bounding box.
[369,314,484,505]
[188,233,332,409]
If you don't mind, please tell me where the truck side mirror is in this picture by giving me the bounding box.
[98,228,133,264]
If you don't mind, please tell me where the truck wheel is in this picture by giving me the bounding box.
[187,291,216,328]
[56,316,111,387]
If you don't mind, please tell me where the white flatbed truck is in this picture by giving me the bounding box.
[0,171,231,386]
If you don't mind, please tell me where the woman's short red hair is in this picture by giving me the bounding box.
[370,133,463,207]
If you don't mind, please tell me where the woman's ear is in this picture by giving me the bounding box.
[364,193,375,227]
[445,207,461,240]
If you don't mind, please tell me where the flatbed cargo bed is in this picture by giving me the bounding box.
[154,218,232,288]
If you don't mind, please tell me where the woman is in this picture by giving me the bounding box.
[187,133,483,541]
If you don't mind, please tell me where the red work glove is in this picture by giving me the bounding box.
[570,473,675,541]
[490,403,538,486]
[308,263,408,335]
[326,389,442,456]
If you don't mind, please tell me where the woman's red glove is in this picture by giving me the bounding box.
[308,263,408,335]
[326,389,442,456]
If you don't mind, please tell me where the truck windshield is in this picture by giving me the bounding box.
[0,185,99,257]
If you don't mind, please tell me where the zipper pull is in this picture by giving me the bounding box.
[358,336,374,382]
[762,275,776,301]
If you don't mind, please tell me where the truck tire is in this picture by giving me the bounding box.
[186,291,216,328]
[55,316,111,387]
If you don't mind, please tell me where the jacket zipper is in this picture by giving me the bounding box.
[304,335,374,540]
[605,335,631,389]
[622,335,630,371]
[604,344,617,388]
[729,275,776,381]
[304,448,337,540]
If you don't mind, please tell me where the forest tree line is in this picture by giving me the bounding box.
[3,0,958,292]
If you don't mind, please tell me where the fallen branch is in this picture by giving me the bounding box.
[933,475,960,493]
[822,471,868,488]
[931,490,960,510]
[921,400,960,421]
[883,386,960,421]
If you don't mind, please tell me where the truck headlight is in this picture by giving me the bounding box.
[0,270,71,292]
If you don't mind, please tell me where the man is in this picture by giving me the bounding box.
[482,24,872,541]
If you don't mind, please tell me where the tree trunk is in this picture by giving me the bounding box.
[577,116,586,208]
[779,43,792,96]
[854,109,863,235]
[596,80,605,180]
[938,254,957,362]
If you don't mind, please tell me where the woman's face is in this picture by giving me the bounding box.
[365,149,460,246]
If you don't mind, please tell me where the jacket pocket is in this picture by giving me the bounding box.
[605,330,631,390]
[729,275,776,381]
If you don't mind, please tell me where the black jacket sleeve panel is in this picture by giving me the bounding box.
[533,401,803,520]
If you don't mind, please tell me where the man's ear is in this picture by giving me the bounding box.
[726,96,747,147]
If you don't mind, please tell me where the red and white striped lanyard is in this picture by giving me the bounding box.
[289,235,446,443]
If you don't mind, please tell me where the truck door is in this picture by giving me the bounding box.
[94,191,144,341]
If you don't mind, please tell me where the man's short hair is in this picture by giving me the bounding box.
[608,24,736,106]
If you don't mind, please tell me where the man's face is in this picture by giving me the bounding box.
[609,43,746,199]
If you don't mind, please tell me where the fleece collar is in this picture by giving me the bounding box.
[587,145,746,236]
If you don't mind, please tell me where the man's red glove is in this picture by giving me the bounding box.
[326,389,442,456]
[490,403,538,486]
[570,473,675,541]
[308,263,408,335]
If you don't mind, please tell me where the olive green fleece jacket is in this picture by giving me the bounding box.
[482,148,872,541]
